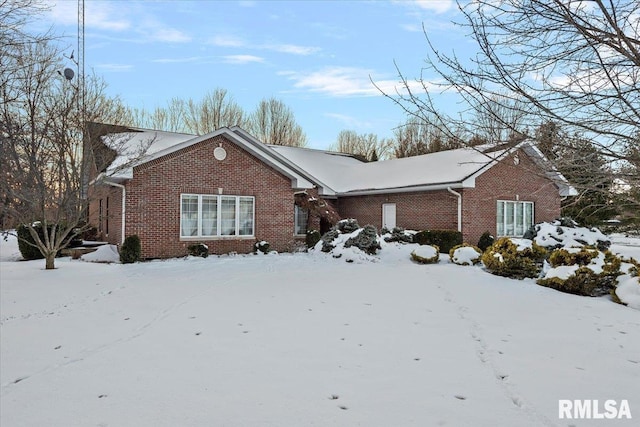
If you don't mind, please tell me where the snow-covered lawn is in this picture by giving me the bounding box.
[1,235,638,426]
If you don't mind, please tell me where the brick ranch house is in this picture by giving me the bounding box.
[86,123,576,259]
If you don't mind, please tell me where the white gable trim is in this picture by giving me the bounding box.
[107,127,315,190]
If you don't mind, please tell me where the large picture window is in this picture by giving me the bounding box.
[497,201,534,237]
[294,205,308,235]
[180,194,254,238]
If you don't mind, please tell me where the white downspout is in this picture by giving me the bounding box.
[104,181,126,244]
[447,187,462,233]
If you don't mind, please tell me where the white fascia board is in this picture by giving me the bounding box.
[339,182,465,197]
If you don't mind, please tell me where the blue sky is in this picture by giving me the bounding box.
[41,0,470,149]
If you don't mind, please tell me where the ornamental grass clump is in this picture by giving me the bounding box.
[481,237,546,279]
[449,244,483,266]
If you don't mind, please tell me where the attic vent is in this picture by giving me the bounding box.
[214,146,227,161]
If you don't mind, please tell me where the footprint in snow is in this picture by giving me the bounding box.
[454,395,466,400]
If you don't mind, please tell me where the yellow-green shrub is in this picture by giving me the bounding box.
[481,238,546,279]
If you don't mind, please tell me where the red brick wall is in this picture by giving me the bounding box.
[462,149,561,245]
[87,185,123,244]
[337,190,458,231]
[122,135,299,259]
[336,149,561,245]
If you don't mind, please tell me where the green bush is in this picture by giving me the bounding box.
[335,218,360,234]
[320,229,340,253]
[548,248,599,267]
[254,240,270,254]
[449,244,483,266]
[411,245,440,264]
[344,225,381,255]
[120,235,141,264]
[538,267,618,297]
[413,229,463,253]
[383,227,414,244]
[16,223,81,260]
[306,229,321,248]
[481,237,547,279]
[477,231,494,252]
[538,249,621,296]
[188,243,209,258]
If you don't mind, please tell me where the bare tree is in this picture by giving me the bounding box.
[378,0,640,210]
[247,97,307,147]
[1,18,129,268]
[184,88,246,135]
[330,130,392,161]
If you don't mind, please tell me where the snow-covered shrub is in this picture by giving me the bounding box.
[449,244,483,266]
[613,275,640,309]
[314,224,383,262]
[382,227,415,244]
[537,249,621,297]
[477,231,494,252]
[320,229,340,253]
[188,243,209,258]
[411,245,440,264]
[335,218,360,234]
[481,237,547,279]
[305,229,321,248]
[120,235,141,264]
[524,219,611,251]
[254,240,270,254]
[413,230,463,253]
[344,225,381,255]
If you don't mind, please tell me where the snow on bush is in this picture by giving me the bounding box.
[449,244,483,266]
[410,245,439,264]
[614,275,640,310]
[81,244,120,263]
[382,227,415,244]
[254,240,270,254]
[524,219,610,251]
[537,248,621,297]
[314,222,382,263]
[481,237,546,279]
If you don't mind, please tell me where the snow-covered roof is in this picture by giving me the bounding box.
[98,125,576,197]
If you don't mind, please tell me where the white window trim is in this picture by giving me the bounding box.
[180,194,255,239]
[294,205,309,236]
[496,200,534,237]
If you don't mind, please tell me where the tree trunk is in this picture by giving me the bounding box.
[45,252,56,270]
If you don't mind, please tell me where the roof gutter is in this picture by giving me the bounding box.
[447,187,462,232]
[339,182,465,197]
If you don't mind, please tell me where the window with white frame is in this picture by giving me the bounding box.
[180,194,254,238]
[294,205,308,235]
[496,200,534,237]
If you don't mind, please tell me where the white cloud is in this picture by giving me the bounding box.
[280,67,432,97]
[392,0,454,14]
[406,0,454,14]
[209,35,246,47]
[209,35,319,55]
[152,57,204,64]
[222,55,265,64]
[324,113,372,129]
[264,44,321,55]
[95,63,133,72]
[46,1,131,31]
[148,27,191,43]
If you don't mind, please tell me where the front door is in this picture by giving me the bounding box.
[382,203,396,230]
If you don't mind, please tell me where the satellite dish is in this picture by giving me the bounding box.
[63,68,75,81]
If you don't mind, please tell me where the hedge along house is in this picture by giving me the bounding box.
[87,123,576,259]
